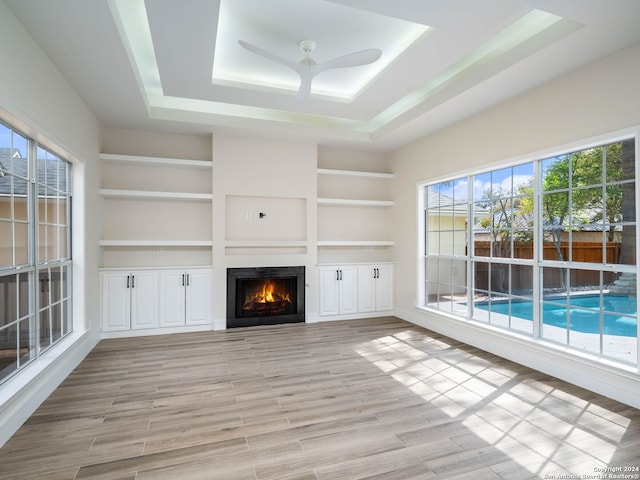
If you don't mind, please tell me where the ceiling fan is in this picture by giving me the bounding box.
[238,39,382,101]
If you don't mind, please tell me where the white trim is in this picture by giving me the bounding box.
[224,240,308,248]
[317,168,394,179]
[100,153,212,169]
[317,240,395,247]
[99,240,213,247]
[317,198,394,207]
[101,324,212,339]
[99,189,212,200]
[317,310,395,322]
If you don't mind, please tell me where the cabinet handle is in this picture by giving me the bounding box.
[376,268,380,279]
[126,275,130,289]
[186,274,190,286]
[182,274,185,286]
[340,270,343,281]
[336,270,340,281]
[131,275,135,288]
[373,268,376,279]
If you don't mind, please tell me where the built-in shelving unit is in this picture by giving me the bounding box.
[100,153,213,267]
[316,151,395,263]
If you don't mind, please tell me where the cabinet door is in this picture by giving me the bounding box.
[338,266,358,315]
[375,265,394,311]
[185,269,212,326]
[319,267,340,316]
[101,272,130,332]
[130,271,158,329]
[159,271,186,327]
[357,265,377,313]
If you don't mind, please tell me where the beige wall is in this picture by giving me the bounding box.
[389,42,640,314]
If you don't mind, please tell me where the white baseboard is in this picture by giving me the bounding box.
[316,310,395,323]
[0,330,100,448]
[395,306,640,410]
[101,324,213,339]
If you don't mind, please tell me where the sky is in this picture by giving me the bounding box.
[433,161,535,203]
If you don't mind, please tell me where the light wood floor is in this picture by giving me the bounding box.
[1,317,639,480]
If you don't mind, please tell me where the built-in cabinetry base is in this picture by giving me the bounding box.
[100,267,213,338]
[318,263,394,321]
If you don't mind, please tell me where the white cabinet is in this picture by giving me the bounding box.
[357,264,394,312]
[101,271,158,331]
[319,266,358,316]
[318,263,394,318]
[101,268,211,334]
[159,269,212,327]
[319,264,394,318]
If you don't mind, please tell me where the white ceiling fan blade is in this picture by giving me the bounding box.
[315,48,382,73]
[296,73,313,101]
[238,40,305,75]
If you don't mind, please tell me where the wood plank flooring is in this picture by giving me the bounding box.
[1,317,639,479]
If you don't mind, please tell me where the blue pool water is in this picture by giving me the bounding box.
[475,294,637,337]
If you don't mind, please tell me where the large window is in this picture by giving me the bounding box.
[0,121,72,383]
[423,138,638,366]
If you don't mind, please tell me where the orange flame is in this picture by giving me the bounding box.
[243,280,291,309]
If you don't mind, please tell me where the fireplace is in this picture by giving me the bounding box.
[227,266,305,328]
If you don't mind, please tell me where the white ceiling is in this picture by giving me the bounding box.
[6,0,640,152]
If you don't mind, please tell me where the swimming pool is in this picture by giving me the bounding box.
[475,294,638,337]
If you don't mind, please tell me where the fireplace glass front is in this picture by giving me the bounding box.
[227,266,305,328]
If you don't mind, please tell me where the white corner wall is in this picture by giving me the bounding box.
[0,0,102,446]
[389,42,640,408]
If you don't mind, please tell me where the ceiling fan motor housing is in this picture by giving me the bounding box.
[299,40,316,54]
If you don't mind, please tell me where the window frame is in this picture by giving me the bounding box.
[419,131,639,368]
[0,120,73,384]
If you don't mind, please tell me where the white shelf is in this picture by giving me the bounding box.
[225,240,308,248]
[100,153,212,169]
[317,198,394,207]
[100,189,213,201]
[317,240,395,247]
[99,240,213,247]
[317,168,394,179]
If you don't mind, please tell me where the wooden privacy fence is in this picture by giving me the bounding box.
[473,241,621,291]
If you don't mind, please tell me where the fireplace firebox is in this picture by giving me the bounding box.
[227,266,305,328]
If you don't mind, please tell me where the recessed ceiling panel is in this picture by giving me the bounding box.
[211,0,429,100]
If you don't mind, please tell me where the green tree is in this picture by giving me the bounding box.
[541,141,634,268]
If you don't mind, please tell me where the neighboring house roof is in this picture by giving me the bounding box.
[0,148,68,196]
[426,190,477,216]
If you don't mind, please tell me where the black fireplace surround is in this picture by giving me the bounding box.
[226,266,305,328]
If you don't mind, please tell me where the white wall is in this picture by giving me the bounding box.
[0,0,102,446]
[389,42,640,408]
